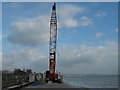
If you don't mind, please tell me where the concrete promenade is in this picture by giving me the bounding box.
[24,83,75,88]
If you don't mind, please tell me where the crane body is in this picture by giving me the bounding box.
[45,3,62,83]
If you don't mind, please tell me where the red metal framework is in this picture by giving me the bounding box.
[49,3,57,74]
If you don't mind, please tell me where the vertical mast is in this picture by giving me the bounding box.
[49,3,57,73]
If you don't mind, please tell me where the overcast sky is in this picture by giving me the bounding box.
[2,2,118,74]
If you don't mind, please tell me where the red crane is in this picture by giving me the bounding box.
[45,3,63,83]
[45,3,59,82]
[49,3,57,74]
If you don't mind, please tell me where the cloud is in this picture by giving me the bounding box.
[57,41,118,74]
[8,15,50,46]
[115,28,118,32]
[79,16,92,26]
[96,32,103,38]
[58,4,84,27]
[58,4,93,27]
[3,41,118,74]
[3,3,21,8]
[68,30,78,34]
[96,12,106,17]
[0,52,2,70]
[0,34,7,40]
[7,4,92,46]
[3,47,48,72]
[0,34,2,40]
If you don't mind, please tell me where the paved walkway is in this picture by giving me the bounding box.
[25,83,74,88]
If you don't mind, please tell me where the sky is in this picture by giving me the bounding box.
[2,2,118,74]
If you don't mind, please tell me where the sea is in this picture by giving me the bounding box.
[63,74,119,88]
